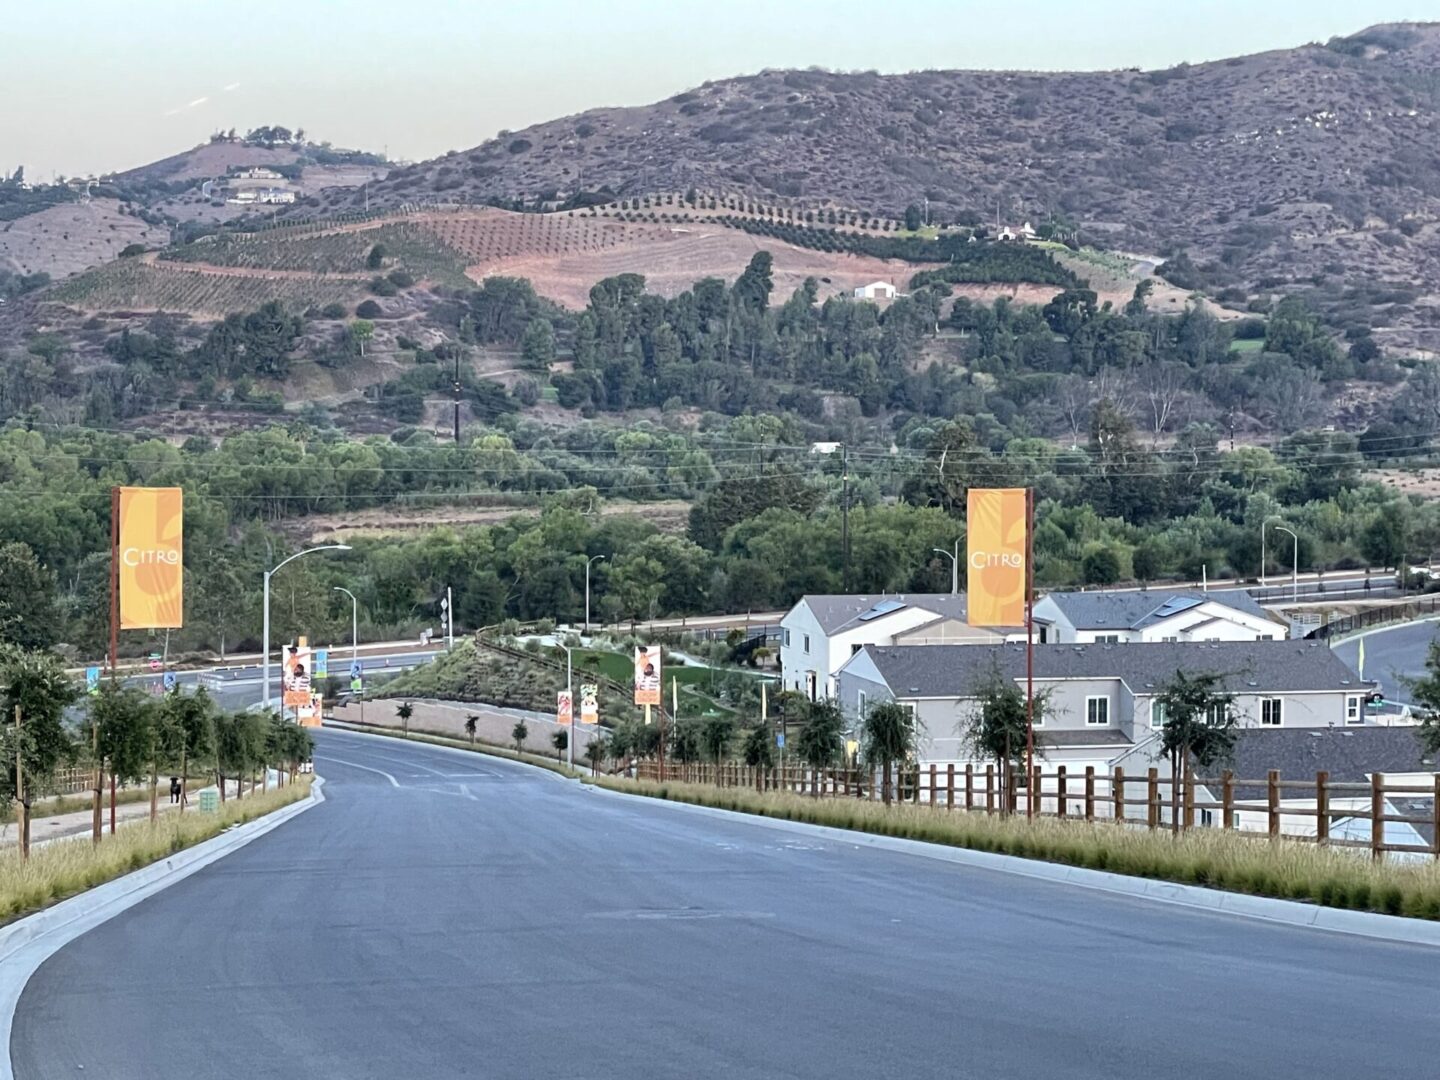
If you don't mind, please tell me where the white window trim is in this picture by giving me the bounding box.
[1086,695,1110,726]
[1346,695,1362,724]
[783,628,791,648]
[802,634,810,654]
[857,690,867,717]
[1152,700,1167,729]
[1260,697,1283,727]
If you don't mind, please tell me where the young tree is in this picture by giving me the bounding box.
[159,687,214,812]
[511,719,529,753]
[699,715,735,779]
[396,700,414,737]
[903,204,923,231]
[350,320,375,357]
[742,724,775,770]
[520,318,556,371]
[964,665,1046,811]
[366,244,387,270]
[0,646,77,855]
[0,542,61,649]
[551,727,568,762]
[1403,641,1440,757]
[584,734,607,775]
[861,701,920,806]
[794,699,844,795]
[1154,669,1238,832]
[465,713,479,746]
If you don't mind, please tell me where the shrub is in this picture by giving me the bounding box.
[355,299,383,319]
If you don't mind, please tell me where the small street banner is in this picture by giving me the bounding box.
[283,637,312,708]
[557,689,573,726]
[314,650,329,680]
[580,683,599,725]
[85,667,101,695]
[117,486,184,630]
[634,645,661,707]
[966,487,1027,627]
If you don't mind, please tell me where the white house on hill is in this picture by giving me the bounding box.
[1032,590,1286,644]
[853,281,897,300]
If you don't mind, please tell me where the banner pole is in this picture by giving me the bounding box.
[1025,486,1035,819]
[108,487,120,676]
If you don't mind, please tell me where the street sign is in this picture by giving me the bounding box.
[350,677,363,694]
[162,671,177,692]
[85,667,101,695]
[148,652,162,671]
[776,732,785,748]
[350,659,363,679]
[314,649,329,680]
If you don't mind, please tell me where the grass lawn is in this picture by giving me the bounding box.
[569,648,770,690]
[1230,338,1265,353]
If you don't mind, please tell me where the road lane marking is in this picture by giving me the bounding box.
[321,756,401,787]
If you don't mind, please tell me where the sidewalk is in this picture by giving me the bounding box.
[0,797,179,849]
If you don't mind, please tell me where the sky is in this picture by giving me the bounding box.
[3,0,1433,179]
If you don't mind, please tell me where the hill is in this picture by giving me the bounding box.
[329,23,1440,352]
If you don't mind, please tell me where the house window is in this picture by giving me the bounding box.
[1260,698,1283,726]
[1038,626,1048,644]
[1200,809,1215,828]
[1086,696,1110,726]
[851,644,862,655]
[803,634,810,654]
[1162,636,1179,644]
[1152,701,1167,729]
[805,672,817,702]
[1346,695,1361,724]
[1206,702,1227,726]
[1096,634,1121,644]
[783,629,791,648]
[857,690,867,716]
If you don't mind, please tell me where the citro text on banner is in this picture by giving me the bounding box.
[966,487,1027,627]
[117,486,183,629]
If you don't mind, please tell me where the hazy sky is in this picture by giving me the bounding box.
[4,0,1431,179]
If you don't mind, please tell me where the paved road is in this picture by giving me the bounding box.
[13,731,1440,1079]
[1333,618,1440,704]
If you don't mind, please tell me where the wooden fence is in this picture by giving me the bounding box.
[633,761,1440,861]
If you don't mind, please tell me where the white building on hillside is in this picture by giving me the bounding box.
[1032,590,1286,644]
[853,281,898,300]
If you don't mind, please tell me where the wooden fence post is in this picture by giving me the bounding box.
[1222,770,1234,829]
[985,764,994,814]
[1084,766,1095,822]
[1371,772,1385,860]
[1316,770,1329,846]
[1433,775,1440,859]
[1057,766,1067,819]
[1113,766,1125,822]
[1267,770,1281,839]
[913,765,921,805]
[946,764,955,811]
[1183,760,1195,832]
[1031,765,1041,817]
[965,763,974,811]
[1146,768,1159,830]
[929,764,937,808]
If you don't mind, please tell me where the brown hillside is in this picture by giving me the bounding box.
[333,23,1440,344]
[0,198,167,278]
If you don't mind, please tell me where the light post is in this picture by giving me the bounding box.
[1274,525,1300,603]
[1259,515,1285,590]
[262,545,350,710]
[584,554,606,635]
[932,538,961,595]
[333,587,359,668]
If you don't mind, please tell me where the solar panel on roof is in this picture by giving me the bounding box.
[858,599,906,621]
[1151,596,1202,618]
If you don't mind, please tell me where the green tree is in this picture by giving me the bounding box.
[0,645,78,854]
[903,204,923,231]
[1402,641,1440,757]
[742,724,775,772]
[396,700,414,736]
[551,727,568,762]
[160,687,215,812]
[964,664,1046,810]
[861,700,919,805]
[520,318,556,371]
[794,699,844,795]
[584,734,607,774]
[465,713,479,746]
[1361,510,1408,569]
[0,541,61,649]
[699,715,735,775]
[350,320,375,357]
[366,244,387,270]
[1154,669,1238,831]
[512,718,529,752]
[1082,546,1123,585]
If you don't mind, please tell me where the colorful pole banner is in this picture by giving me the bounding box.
[314,650,329,680]
[580,683,599,725]
[283,637,312,708]
[557,690,574,726]
[117,486,183,629]
[634,646,661,707]
[966,487,1028,627]
[85,667,101,695]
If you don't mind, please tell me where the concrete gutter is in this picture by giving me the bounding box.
[0,778,325,1080]
[584,783,1440,950]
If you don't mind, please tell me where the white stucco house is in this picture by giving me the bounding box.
[1032,590,1286,644]
[853,281,898,300]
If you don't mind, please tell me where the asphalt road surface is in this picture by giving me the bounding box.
[1332,618,1440,704]
[13,730,1440,1079]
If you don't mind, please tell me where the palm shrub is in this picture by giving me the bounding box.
[511,719,529,753]
[396,700,414,736]
[861,701,920,806]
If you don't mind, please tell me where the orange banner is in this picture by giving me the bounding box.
[967,488,1027,627]
[118,487,184,629]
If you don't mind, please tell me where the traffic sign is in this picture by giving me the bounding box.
[350,677,363,694]
[350,660,363,679]
[776,732,785,748]
[162,671,177,692]
[148,653,162,671]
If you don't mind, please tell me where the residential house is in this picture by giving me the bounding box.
[835,639,1372,771]
[779,594,1035,702]
[853,281,898,300]
[1032,589,1286,644]
[996,222,1037,243]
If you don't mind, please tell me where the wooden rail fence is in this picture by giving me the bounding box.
[633,761,1440,861]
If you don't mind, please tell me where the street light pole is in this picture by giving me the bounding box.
[333,587,359,668]
[584,554,606,635]
[932,538,961,595]
[262,545,351,711]
[1259,515,1284,590]
[1275,526,1299,604]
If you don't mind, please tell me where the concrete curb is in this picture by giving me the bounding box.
[1,778,325,1080]
[585,783,1440,950]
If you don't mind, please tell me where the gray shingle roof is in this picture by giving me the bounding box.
[1207,727,1437,802]
[800,594,976,634]
[1043,589,1273,630]
[858,640,1367,699]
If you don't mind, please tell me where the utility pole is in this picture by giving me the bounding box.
[841,444,851,593]
[452,348,462,444]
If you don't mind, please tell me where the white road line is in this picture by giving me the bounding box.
[321,756,401,788]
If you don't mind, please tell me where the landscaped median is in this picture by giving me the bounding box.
[0,777,313,924]
[588,777,1440,920]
